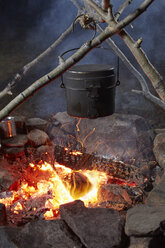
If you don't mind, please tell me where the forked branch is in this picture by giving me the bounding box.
[115,0,134,21]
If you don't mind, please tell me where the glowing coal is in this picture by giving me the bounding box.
[0,160,108,221]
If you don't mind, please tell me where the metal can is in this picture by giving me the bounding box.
[0,117,16,139]
[65,64,116,118]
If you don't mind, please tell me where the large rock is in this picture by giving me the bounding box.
[146,175,165,206]
[54,112,76,124]
[60,200,124,248]
[25,118,48,131]
[0,159,20,191]
[52,112,155,167]
[16,219,83,248]
[0,219,83,248]
[129,236,165,248]
[155,128,165,134]
[153,133,165,169]
[1,135,28,147]
[128,237,152,248]
[0,226,19,248]
[27,129,49,147]
[125,204,165,236]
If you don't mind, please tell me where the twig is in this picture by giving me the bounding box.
[86,0,154,26]
[102,0,110,11]
[0,19,79,100]
[118,29,165,102]
[84,0,107,20]
[115,0,133,21]
[97,25,148,93]
[132,90,165,111]
[0,0,153,121]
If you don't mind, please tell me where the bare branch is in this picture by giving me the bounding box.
[132,90,165,111]
[97,25,165,111]
[0,1,153,120]
[107,5,115,22]
[102,0,110,11]
[118,29,165,101]
[97,25,148,93]
[134,37,143,48]
[84,0,107,20]
[115,0,133,21]
[0,19,79,100]
[85,0,154,26]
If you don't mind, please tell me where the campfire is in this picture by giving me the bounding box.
[0,142,148,226]
[0,114,163,248]
[0,114,155,226]
[0,159,108,223]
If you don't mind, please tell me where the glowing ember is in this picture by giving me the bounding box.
[0,161,108,220]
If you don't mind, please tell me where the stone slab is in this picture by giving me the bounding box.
[27,129,49,147]
[16,219,83,248]
[146,175,165,206]
[153,133,165,169]
[25,118,48,131]
[60,200,124,248]
[125,204,165,236]
[2,135,28,147]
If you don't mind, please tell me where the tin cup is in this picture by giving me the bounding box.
[0,117,16,139]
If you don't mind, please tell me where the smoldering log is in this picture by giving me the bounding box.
[54,145,144,185]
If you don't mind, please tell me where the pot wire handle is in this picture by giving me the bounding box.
[116,56,120,86]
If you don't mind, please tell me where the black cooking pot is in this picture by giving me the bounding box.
[64,64,116,118]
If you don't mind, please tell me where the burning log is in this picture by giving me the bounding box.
[60,171,92,199]
[54,145,144,186]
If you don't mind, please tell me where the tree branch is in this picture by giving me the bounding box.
[118,29,165,102]
[84,0,107,20]
[85,0,154,26]
[115,0,134,21]
[102,0,110,11]
[97,25,165,111]
[0,19,78,100]
[0,1,153,120]
[132,90,165,111]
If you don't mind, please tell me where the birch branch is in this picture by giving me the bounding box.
[115,0,133,21]
[118,29,165,102]
[0,1,153,120]
[0,20,78,100]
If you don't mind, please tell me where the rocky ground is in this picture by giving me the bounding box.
[0,112,164,248]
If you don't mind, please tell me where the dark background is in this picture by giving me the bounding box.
[0,0,165,125]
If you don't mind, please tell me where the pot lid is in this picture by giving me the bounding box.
[66,64,114,79]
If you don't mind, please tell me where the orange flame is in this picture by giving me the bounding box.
[0,161,108,220]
